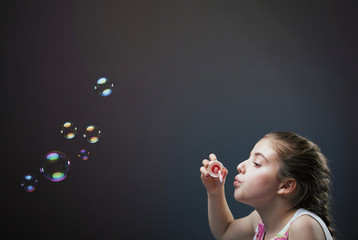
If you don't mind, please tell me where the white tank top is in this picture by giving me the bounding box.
[253,208,333,240]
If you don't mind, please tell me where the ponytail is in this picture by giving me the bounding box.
[264,132,335,238]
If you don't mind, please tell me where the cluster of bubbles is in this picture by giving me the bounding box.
[20,77,114,192]
[61,122,101,144]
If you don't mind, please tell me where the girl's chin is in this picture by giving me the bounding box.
[233,191,243,202]
[234,190,249,204]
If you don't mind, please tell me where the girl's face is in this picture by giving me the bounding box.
[233,138,282,208]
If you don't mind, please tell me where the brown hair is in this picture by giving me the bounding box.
[264,131,335,238]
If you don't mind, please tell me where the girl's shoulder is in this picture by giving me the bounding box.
[289,213,326,239]
[249,210,262,230]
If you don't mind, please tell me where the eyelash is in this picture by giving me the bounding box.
[253,161,261,167]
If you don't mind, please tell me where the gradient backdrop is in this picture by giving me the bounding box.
[3,1,357,239]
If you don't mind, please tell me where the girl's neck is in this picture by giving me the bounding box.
[255,202,297,239]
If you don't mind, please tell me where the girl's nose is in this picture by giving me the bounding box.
[237,160,246,174]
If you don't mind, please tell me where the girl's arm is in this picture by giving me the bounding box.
[201,154,259,240]
[207,186,234,238]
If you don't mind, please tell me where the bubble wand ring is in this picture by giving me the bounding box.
[208,160,225,183]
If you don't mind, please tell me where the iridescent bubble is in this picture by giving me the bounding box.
[20,174,38,192]
[60,121,77,139]
[94,77,114,96]
[83,125,101,143]
[40,151,70,182]
[78,149,90,160]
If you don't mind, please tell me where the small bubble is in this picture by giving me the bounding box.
[83,125,101,143]
[60,121,77,139]
[20,174,38,192]
[94,77,114,97]
[78,149,90,160]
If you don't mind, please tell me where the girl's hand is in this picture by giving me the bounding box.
[200,153,228,195]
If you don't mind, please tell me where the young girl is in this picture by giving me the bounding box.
[200,132,334,240]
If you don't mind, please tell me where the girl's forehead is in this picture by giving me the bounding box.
[252,138,278,160]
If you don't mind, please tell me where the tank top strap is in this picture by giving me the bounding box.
[253,221,266,240]
[286,209,333,240]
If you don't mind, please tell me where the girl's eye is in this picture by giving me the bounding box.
[253,162,261,167]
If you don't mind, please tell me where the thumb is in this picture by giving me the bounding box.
[219,167,228,183]
[223,167,228,179]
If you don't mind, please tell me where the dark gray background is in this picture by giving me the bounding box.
[2,1,357,239]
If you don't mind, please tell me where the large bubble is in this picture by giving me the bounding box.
[40,151,70,182]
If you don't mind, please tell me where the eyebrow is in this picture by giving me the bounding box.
[251,152,268,162]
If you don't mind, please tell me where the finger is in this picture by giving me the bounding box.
[200,166,210,177]
[202,159,210,167]
[219,170,223,183]
[209,153,217,161]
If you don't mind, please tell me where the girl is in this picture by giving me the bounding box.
[200,132,334,240]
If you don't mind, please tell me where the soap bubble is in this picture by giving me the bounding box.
[78,149,90,160]
[84,125,101,143]
[20,174,38,192]
[60,121,77,139]
[40,151,70,182]
[94,77,114,96]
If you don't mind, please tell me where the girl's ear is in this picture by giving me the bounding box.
[277,178,297,195]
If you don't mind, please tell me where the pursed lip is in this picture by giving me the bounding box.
[233,177,241,187]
